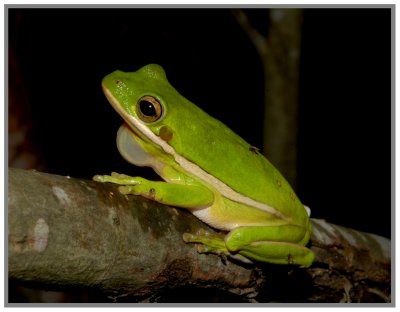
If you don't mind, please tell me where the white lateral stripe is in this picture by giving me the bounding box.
[104,88,286,220]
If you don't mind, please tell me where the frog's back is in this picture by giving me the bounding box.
[169,103,307,222]
[137,64,307,221]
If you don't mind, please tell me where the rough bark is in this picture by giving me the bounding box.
[8,168,391,303]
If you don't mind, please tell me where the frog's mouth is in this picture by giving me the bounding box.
[102,85,149,142]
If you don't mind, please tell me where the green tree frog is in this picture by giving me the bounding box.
[94,64,314,267]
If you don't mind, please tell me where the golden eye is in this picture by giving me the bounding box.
[136,96,163,123]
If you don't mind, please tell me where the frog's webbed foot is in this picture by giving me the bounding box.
[93,172,149,195]
[183,229,253,264]
[93,172,141,185]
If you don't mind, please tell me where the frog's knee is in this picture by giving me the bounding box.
[225,230,245,252]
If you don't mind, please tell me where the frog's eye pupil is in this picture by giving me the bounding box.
[137,96,163,123]
[139,100,156,117]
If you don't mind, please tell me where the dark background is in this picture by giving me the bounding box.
[8,8,392,240]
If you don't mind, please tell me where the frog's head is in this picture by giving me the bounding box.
[102,64,212,164]
[102,64,181,142]
[102,64,167,123]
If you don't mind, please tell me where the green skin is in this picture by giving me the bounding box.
[94,64,314,267]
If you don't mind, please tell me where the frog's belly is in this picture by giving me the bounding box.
[191,197,289,232]
[192,207,236,231]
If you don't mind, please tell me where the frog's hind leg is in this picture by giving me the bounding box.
[229,240,313,266]
[225,225,314,267]
[184,224,314,266]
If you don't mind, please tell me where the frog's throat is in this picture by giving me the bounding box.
[103,88,288,221]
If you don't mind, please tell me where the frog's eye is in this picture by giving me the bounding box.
[136,96,163,123]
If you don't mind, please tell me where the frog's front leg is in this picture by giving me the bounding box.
[184,224,314,267]
[93,172,214,208]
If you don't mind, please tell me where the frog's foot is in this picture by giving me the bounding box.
[183,229,226,252]
[183,229,252,264]
[93,172,147,195]
[93,172,138,184]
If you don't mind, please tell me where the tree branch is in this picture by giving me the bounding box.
[8,168,391,303]
[231,9,268,56]
[232,9,303,187]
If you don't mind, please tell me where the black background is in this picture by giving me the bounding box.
[8,7,392,238]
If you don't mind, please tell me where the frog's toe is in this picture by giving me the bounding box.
[93,174,115,183]
[196,244,221,254]
[111,172,130,178]
[182,229,216,242]
[182,233,195,242]
[118,185,137,194]
[93,174,104,182]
